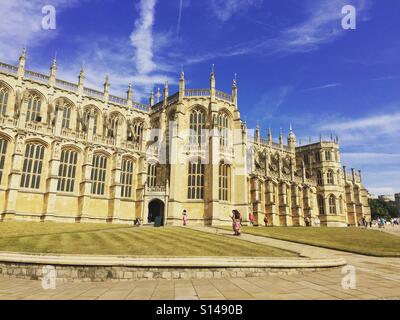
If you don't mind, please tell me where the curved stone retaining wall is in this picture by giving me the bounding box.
[0,253,347,282]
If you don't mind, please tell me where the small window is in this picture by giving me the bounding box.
[20,143,45,189]
[317,171,323,186]
[91,154,107,195]
[318,195,325,215]
[327,170,334,185]
[325,150,332,161]
[315,152,321,162]
[329,195,337,214]
[57,149,78,192]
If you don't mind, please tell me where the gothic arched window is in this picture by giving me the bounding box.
[83,109,98,134]
[121,158,134,198]
[147,163,157,187]
[189,108,206,146]
[218,112,229,147]
[20,143,45,189]
[0,85,9,116]
[329,195,337,214]
[57,149,78,192]
[318,195,325,215]
[26,94,42,123]
[91,154,107,195]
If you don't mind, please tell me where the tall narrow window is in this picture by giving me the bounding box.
[327,170,334,185]
[91,154,107,195]
[20,143,45,189]
[189,109,206,146]
[62,105,71,129]
[188,159,205,199]
[147,164,157,187]
[0,138,8,184]
[318,195,325,215]
[83,110,98,134]
[219,163,230,201]
[315,152,321,162]
[329,195,337,214]
[317,170,323,186]
[304,154,310,165]
[57,149,78,192]
[218,113,229,147]
[121,159,134,198]
[0,86,9,116]
[325,150,332,161]
[26,94,42,123]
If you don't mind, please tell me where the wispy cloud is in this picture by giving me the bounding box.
[211,0,263,22]
[177,0,184,36]
[130,0,157,75]
[302,83,342,92]
[372,75,400,81]
[182,0,371,65]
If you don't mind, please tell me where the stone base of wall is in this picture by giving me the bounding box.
[0,262,338,282]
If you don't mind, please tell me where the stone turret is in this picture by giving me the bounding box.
[287,124,296,151]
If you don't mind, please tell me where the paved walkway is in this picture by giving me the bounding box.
[1,227,399,300]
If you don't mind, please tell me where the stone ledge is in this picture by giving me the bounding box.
[0,252,346,282]
[0,252,346,268]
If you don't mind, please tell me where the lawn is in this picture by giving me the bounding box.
[220,226,400,257]
[0,222,296,257]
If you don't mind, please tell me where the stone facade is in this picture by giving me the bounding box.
[0,50,370,227]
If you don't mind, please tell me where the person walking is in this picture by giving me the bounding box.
[263,215,268,227]
[182,210,188,226]
[231,210,242,236]
[248,212,255,226]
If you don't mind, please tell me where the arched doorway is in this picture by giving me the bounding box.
[148,199,165,227]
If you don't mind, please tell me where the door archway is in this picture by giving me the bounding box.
[148,199,165,227]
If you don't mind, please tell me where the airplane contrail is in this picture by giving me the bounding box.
[176,0,183,36]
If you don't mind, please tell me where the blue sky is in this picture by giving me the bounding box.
[0,0,399,195]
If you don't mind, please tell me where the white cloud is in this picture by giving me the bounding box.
[320,112,400,132]
[130,0,157,75]
[0,0,81,62]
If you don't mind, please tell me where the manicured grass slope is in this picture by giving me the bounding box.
[0,222,296,257]
[226,227,400,257]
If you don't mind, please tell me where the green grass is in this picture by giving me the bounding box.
[219,226,400,257]
[0,222,296,257]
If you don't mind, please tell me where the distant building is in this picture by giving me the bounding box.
[378,195,395,202]
[395,194,400,215]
